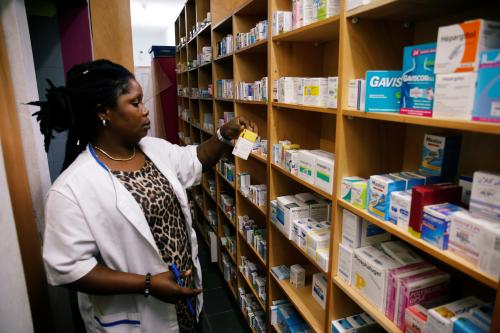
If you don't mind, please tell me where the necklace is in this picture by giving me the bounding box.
[93,145,136,161]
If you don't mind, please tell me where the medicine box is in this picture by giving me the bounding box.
[434,19,500,74]
[433,72,477,120]
[346,0,371,11]
[290,264,306,288]
[421,203,465,250]
[298,150,316,185]
[347,79,366,110]
[292,0,302,29]
[351,180,368,209]
[395,269,450,329]
[427,297,484,333]
[364,70,402,112]
[391,172,426,190]
[316,247,329,272]
[395,190,412,230]
[304,78,328,106]
[341,209,362,248]
[279,77,296,103]
[359,220,390,247]
[345,314,380,332]
[380,241,422,266]
[312,151,335,194]
[314,0,340,21]
[306,228,330,258]
[449,211,500,278]
[295,192,331,221]
[368,174,406,220]
[419,133,461,180]
[473,49,500,123]
[272,11,293,36]
[459,175,473,207]
[405,304,428,333]
[301,0,314,26]
[276,196,310,239]
[294,77,305,105]
[312,273,328,309]
[408,183,462,238]
[351,246,401,311]
[328,76,338,108]
[331,318,354,333]
[292,219,307,245]
[298,218,323,250]
[341,176,365,202]
[337,243,353,284]
[470,171,500,220]
[400,43,437,117]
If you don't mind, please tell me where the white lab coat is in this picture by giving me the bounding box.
[43,137,203,333]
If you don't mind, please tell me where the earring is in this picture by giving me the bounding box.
[101,118,107,127]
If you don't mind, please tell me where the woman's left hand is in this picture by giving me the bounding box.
[220,116,255,140]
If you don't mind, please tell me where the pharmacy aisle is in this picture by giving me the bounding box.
[176,0,500,332]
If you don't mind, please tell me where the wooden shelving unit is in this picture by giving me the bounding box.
[175,1,500,333]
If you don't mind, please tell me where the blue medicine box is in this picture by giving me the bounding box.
[473,49,500,123]
[421,203,465,250]
[365,70,402,112]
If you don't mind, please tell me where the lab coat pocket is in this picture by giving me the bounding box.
[94,312,141,333]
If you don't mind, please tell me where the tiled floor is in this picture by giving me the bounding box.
[196,232,251,333]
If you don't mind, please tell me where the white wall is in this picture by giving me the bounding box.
[0,138,34,333]
[130,0,184,67]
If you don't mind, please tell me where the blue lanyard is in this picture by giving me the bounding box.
[87,144,109,171]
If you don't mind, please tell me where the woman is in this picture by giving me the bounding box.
[32,59,250,333]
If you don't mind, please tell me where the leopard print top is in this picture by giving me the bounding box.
[112,157,195,332]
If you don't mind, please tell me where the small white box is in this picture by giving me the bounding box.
[312,273,328,309]
[470,171,500,220]
[307,228,330,258]
[272,11,293,36]
[347,79,366,110]
[301,0,314,26]
[276,196,310,239]
[449,211,500,278]
[292,219,307,245]
[279,77,296,103]
[295,192,331,221]
[433,72,477,120]
[427,297,484,333]
[290,264,306,288]
[346,0,371,11]
[341,209,362,248]
[305,77,328,106]
[327,76,338,108]
[294,77,306,105]
[380,241,422,266]
[316,247,329,272]
[341,176,365,202]
[298,218,323,250]
[297,150,316,185]
[338,243,354,284]
[351,246,401,310]
[395,190,412,231]
[312,151,335,194]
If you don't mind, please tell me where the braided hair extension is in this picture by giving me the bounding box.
[29,59,135,170]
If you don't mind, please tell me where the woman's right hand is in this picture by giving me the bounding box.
[150,270,202,303]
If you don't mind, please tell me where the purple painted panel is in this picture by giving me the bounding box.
[57,4,93,74]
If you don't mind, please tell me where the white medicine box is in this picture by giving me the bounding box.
[312,273,328,309]
[276,196,310,239]
[341,209,362,248]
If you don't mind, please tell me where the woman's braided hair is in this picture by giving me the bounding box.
[29,59,135,170]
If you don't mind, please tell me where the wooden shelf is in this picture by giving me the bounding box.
[202,183,216,202]
[270,222,326,274]
[212,12,232,31]
[235,38,267,55]
[240,270,266,310]
[222,243,237,265]
[214,97,234,102]
[238,189,267,216]
[338,199,499,289]
[216,169,236,189]
[235,99,268,105]
[273,102,337,115]
[250,151,267,164]
[342,110,500,136]
[334,277,402,333]
[226,277,238,300]
[271,163,333,200]
[272,323,282,333]
[198,61,212,69]
[272,16,340,43]
[271,274,325,333]
[214,53,233,62]
[217,201,236,227]
[239,230,266,267]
